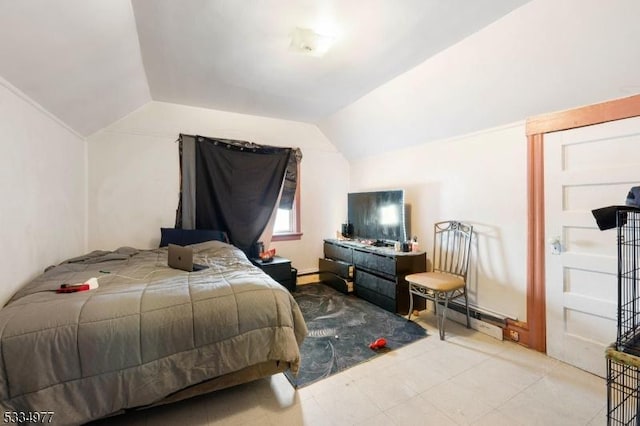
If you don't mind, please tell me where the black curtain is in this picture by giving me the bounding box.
[176,134,294,255]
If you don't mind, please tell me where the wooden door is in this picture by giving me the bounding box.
[544,116,640,376]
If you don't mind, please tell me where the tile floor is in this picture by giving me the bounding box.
[93,314,607,425]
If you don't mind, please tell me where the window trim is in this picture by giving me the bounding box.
[272,162,302,242]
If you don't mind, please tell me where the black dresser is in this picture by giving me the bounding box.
[320,239,426,314]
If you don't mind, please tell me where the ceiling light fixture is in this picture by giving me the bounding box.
[289,27,334,57]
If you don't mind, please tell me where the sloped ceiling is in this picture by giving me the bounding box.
[0,0,638,159]
[0,0,151,136]
[0,0,528,138]
[321,0,640,159]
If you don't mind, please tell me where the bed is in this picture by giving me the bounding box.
[0,240,307,425]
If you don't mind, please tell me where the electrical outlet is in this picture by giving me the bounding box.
[509,330,520,342]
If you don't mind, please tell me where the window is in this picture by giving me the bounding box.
[272,167,302,241]
[274,208,294,233]
[272,201,301,241]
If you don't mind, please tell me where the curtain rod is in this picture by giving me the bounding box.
[176,133,302,160]
[177,133,255,146]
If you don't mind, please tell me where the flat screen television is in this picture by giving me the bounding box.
[347,190,407,243]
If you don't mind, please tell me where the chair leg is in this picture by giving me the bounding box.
[464,287,470,329]
[439,292,450,340]
[407,289,414,321]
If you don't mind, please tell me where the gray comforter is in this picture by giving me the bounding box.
[0,241,307,425]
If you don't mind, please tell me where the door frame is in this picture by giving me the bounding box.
[505,94,640,352]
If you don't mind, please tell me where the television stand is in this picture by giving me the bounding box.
[319,239,426,314]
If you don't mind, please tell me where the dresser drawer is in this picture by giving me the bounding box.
[324,242,353,263]
[352,249,396,276]
[354,269,396,299]
[319,258,353,279]
[355,286,395,313]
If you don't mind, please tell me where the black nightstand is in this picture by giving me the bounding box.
[252,256,297,292]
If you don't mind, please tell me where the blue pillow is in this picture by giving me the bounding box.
[159,228,229,247]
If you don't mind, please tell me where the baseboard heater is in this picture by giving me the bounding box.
[435,300,508,328]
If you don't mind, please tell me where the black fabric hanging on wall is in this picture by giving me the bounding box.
[180,135,291,254]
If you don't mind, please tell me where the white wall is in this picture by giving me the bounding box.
[349,122,528,321]
[320,0,640,160]
[87,101,349,274]
[0,78,86,307]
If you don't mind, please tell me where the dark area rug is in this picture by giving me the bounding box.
[285,283,428,388]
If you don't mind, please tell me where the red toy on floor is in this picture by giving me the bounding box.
[369,337,387,350]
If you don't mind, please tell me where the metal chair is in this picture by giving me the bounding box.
[406,221,473,340]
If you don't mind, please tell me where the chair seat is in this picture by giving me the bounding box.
[406,272,465,292]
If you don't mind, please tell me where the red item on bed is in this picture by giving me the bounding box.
[57,284,90,293]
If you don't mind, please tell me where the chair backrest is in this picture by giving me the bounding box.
[432,221,473,279]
